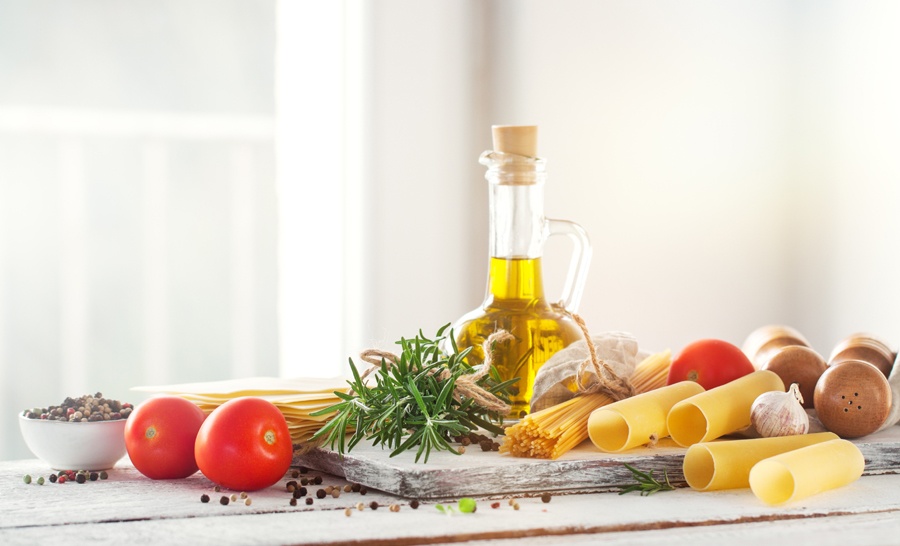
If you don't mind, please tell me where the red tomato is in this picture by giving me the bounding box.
[194,397,292,491]
[667,338,755,390]
[124,395,207,479]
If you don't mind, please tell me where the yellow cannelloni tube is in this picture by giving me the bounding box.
[667,370,785,447]
[683,432,839,491]
[749,438,865,505]
[588,381,705,452]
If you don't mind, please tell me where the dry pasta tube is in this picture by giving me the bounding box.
[667,370,784,447]
[588,381,704,452]
[683,432,838,491]
[749,438,865,505]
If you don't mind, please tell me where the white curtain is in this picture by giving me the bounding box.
[0,1,278,461]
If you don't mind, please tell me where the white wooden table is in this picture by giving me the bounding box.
[2,456,900,546]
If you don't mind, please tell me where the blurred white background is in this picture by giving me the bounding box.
[2,1,899,460]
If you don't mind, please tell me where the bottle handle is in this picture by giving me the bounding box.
[546,219,592,313]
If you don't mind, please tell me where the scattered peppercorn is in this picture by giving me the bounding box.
[345,507,353,517]
[292,489,303,499]
[290,498,297,506]
[343,484,352,493]
[314,476,323,485]
[325,485,334,494]
[300,477,309,486]
[541,492,552,503]
[76,474,86,484]
[331,489,340,499]
[359,486,368,495]
[491,442,500,452]
[480,441,492,452]
[458,446,466,454]
[201,494,210,503]
[305,497,313,505]
[299,486,307,496]
[491,502,500,509]
[356,502,365,511]
[291,469,300,478]
[389,504,400,512]
[369,501,379,510]
[230,494,237,502]
[244,498,252,506]
[58,475,67,484]
[286,484,296,493]
[316,489,326,499]
[89,472,98,481]
[409,499,420,509]
[36,477,44,485]
[99,471,108,480]
[23,475,31,484]
[48,474,57,483]
[220,496,230,506]
[240,492,248,499]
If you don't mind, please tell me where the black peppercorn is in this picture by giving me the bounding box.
[359,486,368,495]
[314,476,323,485]
[369,501,379,510]
[410,500,419,509]
[292,489,303,499]
[89,472,98,481]
[305,497,313,505]
[298,487,307,496]
[316,489,326,499]
[351,483,361,492]
[220,496,230,506]
[76,474,86,484]
[291,469,300,478]
[200,494,210,503]
[48,474,57,483]
[541,492,552,503]
[289,498,297,506]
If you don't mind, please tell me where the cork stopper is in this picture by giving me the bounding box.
[492,125,538,157]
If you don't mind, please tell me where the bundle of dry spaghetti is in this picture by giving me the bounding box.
[500,349,671,459]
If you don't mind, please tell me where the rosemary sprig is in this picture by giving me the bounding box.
[310,324,517,463]
[618,463,676,496]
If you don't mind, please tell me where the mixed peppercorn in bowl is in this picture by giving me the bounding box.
[19,393,132,471]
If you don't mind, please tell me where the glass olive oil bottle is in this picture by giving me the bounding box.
[452,126,591,418]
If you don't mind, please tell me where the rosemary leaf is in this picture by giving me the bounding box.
[310,325,514,462]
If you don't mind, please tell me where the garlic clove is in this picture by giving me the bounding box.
[751,383,810,437]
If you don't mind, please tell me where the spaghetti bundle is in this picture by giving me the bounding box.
[500,349,672,459]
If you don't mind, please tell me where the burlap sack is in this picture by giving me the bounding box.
[530,331,650,413]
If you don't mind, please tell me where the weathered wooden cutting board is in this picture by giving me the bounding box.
[294,427,900,499]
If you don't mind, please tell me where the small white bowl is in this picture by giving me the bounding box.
[18,414,127,470]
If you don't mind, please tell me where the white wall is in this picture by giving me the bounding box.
[355,0,900,361]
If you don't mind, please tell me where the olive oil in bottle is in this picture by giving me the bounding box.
[452,126,591,417]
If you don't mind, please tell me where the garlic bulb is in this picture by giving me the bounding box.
[751,383,809,437]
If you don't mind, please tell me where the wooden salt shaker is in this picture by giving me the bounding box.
[829,333,895,377]
[762,345,827,409]
[814,359,892,438]
[742,325,810,369]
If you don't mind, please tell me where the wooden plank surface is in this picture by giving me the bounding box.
[294,427,900,499]
[3,457,900,546]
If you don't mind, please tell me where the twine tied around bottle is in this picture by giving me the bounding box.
[354,331,514,416]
